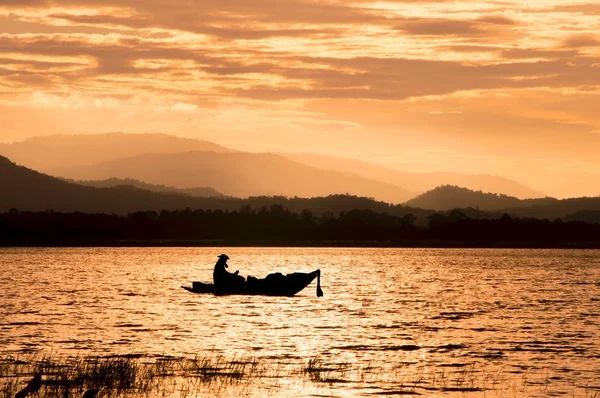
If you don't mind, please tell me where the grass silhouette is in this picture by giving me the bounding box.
[1,353,598,397]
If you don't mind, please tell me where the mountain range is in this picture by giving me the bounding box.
[0,133,233,172]
[2,154,600,223]
[0,133,546,203]
[0,154,433,220]
[50,151,414,203]
[282,153,544,199]
[0,155,211,214]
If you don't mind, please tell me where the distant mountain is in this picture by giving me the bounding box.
[70,178,224,198]
[405,185,600,223]
[4,155,600,224]
[503,197,600,221]
[282,153,544,199]
[0,156,219,214]
[405,185,556,211]
[50,151,414,203]
[407,185,520,211]
[0,155,427,218]
[0,133,234,172]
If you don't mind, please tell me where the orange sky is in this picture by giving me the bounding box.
[1,0,599,197]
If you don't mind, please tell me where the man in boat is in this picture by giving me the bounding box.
[213,254,245,292]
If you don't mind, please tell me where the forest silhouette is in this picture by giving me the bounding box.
[2,141,600,249]
[2,151,600,248]
[2,206,599,247]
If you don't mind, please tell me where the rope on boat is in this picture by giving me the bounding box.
[317,269,323,297]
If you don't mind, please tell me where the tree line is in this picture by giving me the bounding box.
[1,206,599,247]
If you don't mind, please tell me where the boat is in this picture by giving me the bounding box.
[182,269,323,297]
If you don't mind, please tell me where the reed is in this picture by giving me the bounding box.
[300,356,351,383]
[1,353,598,397]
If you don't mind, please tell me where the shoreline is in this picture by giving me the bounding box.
[2,239,600,249]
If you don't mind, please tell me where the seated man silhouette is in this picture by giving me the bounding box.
[213,254,245,292]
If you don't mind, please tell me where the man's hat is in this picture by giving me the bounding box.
[218,254,229,260]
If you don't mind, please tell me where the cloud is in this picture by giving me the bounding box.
[500,48,580,60]
[48,12,337,39]
[441,45,500,53]
[226,55,600,100]
[2,30,600,103]
[395,19,490,36]
[561,34,600,48]
[0,0,49,5]
[549,3,600,15]
[392,14,518,39]
[171,102,197,112]
[475,15,516,25]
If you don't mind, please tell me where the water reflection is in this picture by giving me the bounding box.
[1,247,599,396]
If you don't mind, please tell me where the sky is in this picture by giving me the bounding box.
[0,0,599,197]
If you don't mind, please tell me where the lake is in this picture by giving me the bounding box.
[1,247,599,397]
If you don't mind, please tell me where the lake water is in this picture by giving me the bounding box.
[1,247,599,397]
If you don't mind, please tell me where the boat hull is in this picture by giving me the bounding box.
[182,269,322,297]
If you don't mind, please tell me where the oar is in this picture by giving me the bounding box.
[316,269,323,297]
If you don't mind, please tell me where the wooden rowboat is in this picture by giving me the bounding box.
[182,269,323,297]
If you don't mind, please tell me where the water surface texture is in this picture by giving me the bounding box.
[1,248,599,396]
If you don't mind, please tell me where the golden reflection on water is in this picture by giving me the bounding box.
[1,247,600,397]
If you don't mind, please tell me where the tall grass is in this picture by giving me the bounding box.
[1,353,598,397]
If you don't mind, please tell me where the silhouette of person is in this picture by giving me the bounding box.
[213,254,245,291]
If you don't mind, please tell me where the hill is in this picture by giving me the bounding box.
[50,151,415,203]
[0,156,220,214]
[70,178,224,198]
[503,197,600,221]
[282,153,544,199]
[405,185,600,223]
[0,133,234,172]
[405,185,530,211]
[0,155,376,215]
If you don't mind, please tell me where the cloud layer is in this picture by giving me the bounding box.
[1,0,599,197]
